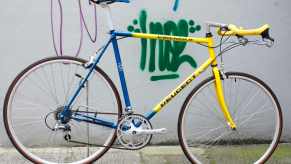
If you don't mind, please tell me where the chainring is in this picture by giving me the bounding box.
[117,114,152,150]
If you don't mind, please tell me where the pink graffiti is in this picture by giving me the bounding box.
[50,0,98,57]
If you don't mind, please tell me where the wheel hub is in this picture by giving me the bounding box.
[54,106,72,124]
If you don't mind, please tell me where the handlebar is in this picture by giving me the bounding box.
[206,22,274,43]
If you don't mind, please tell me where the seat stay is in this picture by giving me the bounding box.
[61,37,113,121]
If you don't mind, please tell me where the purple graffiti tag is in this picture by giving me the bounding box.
[50,0,98,57]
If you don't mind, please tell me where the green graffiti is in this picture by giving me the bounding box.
[128,10,201,81]
[151,74,179,81]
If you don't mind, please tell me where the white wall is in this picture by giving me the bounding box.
[1,0,291,146]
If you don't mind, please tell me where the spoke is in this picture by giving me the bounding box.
[238,107,272,128]
[187,124,227,140]
[234,84,260,119]
[39,67,61,106]
[13,102,50,111]
[203,129,232,146]
[12,120,44,129]
[232,77,241,117]
[65,64,80,103]
[232,80,253,118]
[192,94,225,124]
[70,123,89,144]
[12,116,43,120]
[49,63,59,104]
[236,101,269,123]
[48,131,57,146]
[204,84,219,109]
[58,62,67,104]
[27,75,59,107]
[188,107,224,120]
[14,92,55,111]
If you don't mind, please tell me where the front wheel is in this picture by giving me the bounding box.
[3,56,122,164]
[178,72,282,164]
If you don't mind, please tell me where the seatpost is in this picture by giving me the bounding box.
[100,3,115,31]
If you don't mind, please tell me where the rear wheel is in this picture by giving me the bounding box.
[178,72,282,164]
[3,56,122,164]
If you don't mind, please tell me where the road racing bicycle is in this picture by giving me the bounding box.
[3,0,282,163]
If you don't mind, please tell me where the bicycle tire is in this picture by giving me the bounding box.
[3,56,122,164]
[178,72,282,164]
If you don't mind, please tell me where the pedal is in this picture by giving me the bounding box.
[136,128,167,135]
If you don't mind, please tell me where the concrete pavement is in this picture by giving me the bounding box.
[0,146,190,164]
[1,144,290,164]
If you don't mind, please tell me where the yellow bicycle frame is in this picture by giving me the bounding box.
[130,32,237,129]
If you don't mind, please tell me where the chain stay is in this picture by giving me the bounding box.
[65,137,138,151]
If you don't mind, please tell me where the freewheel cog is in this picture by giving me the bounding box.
[117,114,152,150]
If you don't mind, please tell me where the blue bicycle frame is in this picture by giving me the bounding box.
[59,30,135,129]
[58,1,185,129]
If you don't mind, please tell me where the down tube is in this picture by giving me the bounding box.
[145,58,214,120]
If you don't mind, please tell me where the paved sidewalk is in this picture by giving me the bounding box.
[0,146,190,164]
[1,144,290,164]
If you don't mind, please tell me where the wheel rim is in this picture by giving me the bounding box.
[179,73,282,164]
[4,57,121,164]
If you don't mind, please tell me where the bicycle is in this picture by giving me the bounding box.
[3,0,283,163]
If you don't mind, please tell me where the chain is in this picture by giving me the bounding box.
[66,138,136,151]
[63,112,140,150]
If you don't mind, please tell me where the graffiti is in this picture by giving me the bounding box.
[127,10,201,81]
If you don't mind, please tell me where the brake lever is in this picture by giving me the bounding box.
[262,38,274,48]
[237,36,248,46]
[261,28,275,47]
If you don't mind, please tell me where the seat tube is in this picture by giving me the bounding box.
[111,34,132,111]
